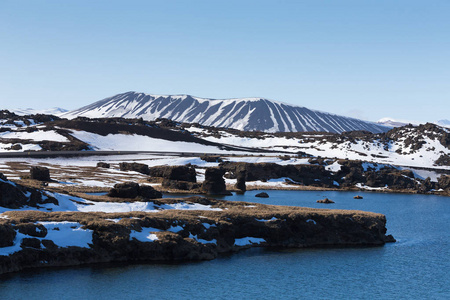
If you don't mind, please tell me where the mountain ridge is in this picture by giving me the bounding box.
[62,91,390,134]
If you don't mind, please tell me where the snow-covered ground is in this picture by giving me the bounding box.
[0,130,69,143]
[69,130,236,154]
[0,221,92,256]
[184,127,450,170]
[0,191,223,214]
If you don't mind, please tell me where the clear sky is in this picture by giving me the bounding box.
[1,0,449,123]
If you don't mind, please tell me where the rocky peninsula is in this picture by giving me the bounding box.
[0,173,394,275]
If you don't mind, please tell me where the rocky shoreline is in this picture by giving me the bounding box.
[0,196,394,275]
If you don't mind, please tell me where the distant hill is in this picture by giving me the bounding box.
[11,107,68,116]
[62,91,390,133]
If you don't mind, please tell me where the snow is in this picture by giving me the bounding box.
[129,230,159,242]
[189,233,216,244]
[11,108,68,116]
[0,192,223,214]
[38,222,93,248]
[0,222,92,256]
[245,177,298,188]
[256,217,277,222]
[234,237,266,246]
[0,130,69,142]
[355,183,388,191]
[202,222,216,229]
[69,130,229,153]
[401,167,441,182]
[325,161,342,172]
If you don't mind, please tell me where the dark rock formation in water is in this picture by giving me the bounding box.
[0,197,395,275]
[202,168,231,195]
[221,162,334,187]
[234,170,246,194]
[317,198,334,204]
[108,182,162,199]
[30,166,50,181]
[255,192,269,198]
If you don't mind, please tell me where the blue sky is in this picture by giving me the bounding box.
[1,0,449,123]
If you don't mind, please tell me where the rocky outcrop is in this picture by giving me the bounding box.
[438,175,450,192]
[435,154,450,166]
[30,166,50,181]
[108,182,162,199]
[97,162,110,168]
[234,170,246,194]
[0,173,58,209]
[317,198,334,204]
[0,225,16,247]
[0,198,395,275]
[119,162,150,175]
[255,192,269,198]
[202,168,231,195]
[149,165,197,183]
[221,162,334,187]
[200,155,223,163]
[162,180,200,191]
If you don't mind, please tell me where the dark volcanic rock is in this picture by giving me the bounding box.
[438,175,450,191]
[365,169,416,190]
[202,167,231,195]
[417,177,434,194]
[9,144,22,150]
[234,170,246,194]
[108,182,140,198]
[108,182,162,199]
[0,203,395,275]
[255,192,269,198]
[0,175,57,208]
[435,154,450,166]
[139,185,163,199]
[0,224,16,247]
[21,238,41,249]
[149,165,197,182]
[317,198,334,204]
[162,179,200,191]
[119,162,150,175]
[97,162,110,168]
[221,162,334,187]
[200,155,223,163]
[16,223,48,238]
[30,166,50,181]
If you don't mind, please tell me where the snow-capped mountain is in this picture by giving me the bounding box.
[11,107,68,116]
[436,119,450,128]
[377,118,411,128]
[377,117,450,129]
[63,92,389,133]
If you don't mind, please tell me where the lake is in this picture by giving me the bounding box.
[0,190,449,299]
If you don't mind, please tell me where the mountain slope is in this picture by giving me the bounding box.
[63,92,389,133]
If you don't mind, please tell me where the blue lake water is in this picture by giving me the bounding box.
[1,190,449,300]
